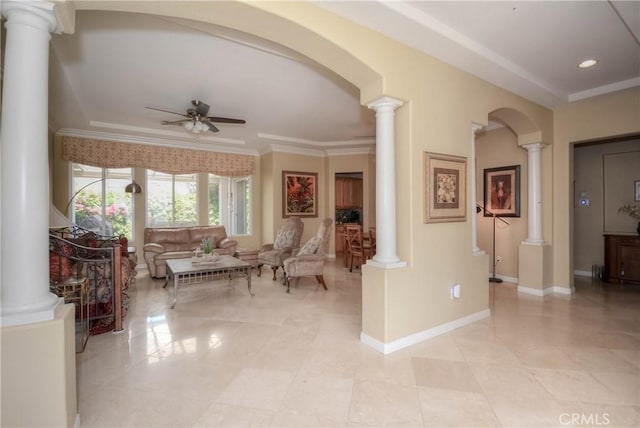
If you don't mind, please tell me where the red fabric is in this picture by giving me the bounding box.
[119,235,129,257]
[49,252,72,280]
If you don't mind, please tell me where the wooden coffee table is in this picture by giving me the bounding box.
[164,256,254,308]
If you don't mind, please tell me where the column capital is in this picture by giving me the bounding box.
[471,122,484,132]
[522,142,547,152]
[2,0,75,34]
[367,96,404,112]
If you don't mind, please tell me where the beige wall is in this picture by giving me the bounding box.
[476,127,528,279]
[260,151,327,245]
[553,87,640,288]
[574,138,640,272]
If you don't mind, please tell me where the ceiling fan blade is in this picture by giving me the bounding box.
[146,106,190,118]
[161,119,191,125]
[206,116,246,124]
[192,100,210,117]
[201,119,219,133]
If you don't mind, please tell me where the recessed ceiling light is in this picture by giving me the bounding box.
[578,59,598,69]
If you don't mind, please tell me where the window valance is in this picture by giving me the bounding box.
[62,136,256,177]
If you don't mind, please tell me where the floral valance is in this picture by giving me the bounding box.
[62,136,256,177]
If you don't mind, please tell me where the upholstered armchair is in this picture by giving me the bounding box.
[257,217,304,280]
[283,218,333,293]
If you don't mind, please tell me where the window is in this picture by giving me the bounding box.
[71,164,134,238]
[146,170,198,227]
[209,175,251,236]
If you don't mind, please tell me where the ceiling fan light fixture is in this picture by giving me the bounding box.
[183,119,209,134]
[578,58,598,69]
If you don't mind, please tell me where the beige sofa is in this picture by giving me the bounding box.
[143,226,238,278]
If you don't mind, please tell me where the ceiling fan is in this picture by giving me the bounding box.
[145,100,246,133]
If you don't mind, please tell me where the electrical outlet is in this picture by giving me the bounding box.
[496,256,502,263]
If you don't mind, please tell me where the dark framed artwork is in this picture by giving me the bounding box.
[483,165,521,217]
[282,171,318,217]
[423,152,467,223]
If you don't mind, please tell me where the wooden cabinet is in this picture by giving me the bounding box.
[604,234,640,285]
[336,178,363,208]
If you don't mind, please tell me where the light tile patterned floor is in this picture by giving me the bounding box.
[76,263,640,427]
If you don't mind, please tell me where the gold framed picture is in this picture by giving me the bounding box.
[282,171,318,217]
[424,152,467,223]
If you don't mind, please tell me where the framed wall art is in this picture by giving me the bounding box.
[282,171,318,217]
[483,165,521,217]
[423,152,467,223]
[635,180,640,202]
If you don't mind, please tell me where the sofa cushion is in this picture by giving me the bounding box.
[146,228,191,251]
[189,226,227,248]
[154,251,193,262]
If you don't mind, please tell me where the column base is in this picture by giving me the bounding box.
[366,258,407,269]
[1,296,63,327]
[522,238,544,246]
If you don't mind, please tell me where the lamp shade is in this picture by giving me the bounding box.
[125,180,143,194]
[50,202,74,228]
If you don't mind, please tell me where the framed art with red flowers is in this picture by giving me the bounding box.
[282,171,318,217]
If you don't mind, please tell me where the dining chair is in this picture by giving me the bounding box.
[345,225,365,272]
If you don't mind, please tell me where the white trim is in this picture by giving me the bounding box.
[365,259,407,269]
[517,285,575,296]
[258,133,375,147]
[74,413,81,428]
[266,144,326,157]
[0,298,64,327]
[325,147,375,156]
[552,286,574,295]
[56,128,259,156]
[574,270,592,277]
[360,309,491,354]
[89,121,246,145]
[568,77,640,102]
[517,285,551,296]
[493,274,518,284]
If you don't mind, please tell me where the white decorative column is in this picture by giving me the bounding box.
[471,123,484,254]
[366,96,405,268]
[1,1,66,325]
[522,143,545,245]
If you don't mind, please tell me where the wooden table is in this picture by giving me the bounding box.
[164,256,253,308]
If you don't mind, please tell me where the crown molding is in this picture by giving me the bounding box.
[89,120,246,146]
[326,147,375,156]
[266,144,326,157]
[56,128,260,156]
[568,77,640,102]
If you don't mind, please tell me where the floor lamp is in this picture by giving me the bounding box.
[477,204,509,283]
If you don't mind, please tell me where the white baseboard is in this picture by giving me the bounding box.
[574,270,592,277]
[360,308,491,354]
[492,274,518,284]
[518,285,574,296]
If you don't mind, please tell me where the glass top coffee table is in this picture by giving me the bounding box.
[164,256,254,308]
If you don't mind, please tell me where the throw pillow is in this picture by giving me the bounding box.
[297,236,321,256]
[273,229,295,250]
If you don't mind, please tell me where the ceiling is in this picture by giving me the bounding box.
[36,1,640,155]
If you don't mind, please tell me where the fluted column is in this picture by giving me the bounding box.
[1,1,66,325]
[523,143,545,245]
[366,96,406,268]
[471,123,484,254]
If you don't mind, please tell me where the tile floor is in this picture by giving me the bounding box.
[76,262,640,427]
